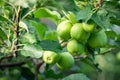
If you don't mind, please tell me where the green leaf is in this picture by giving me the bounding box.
[62,73,90,80]
[44,30,57,40]
[39,40,62,52]
[0,28,7,40]
[0,0,4,6]
[33,8,60,21]
[80,57,102,72]
[30,20,46,40]
[91,13,111,29]
[20,32,37,44]
[20,44,43,58]
[76,5,91,21]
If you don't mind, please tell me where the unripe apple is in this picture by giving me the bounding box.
[56,52,74,70]
[67,39,84,56]
[43,51,60,64]
[57,20,72,40]
[88,29,108,48]
[70,23,90,43]
[116,52,120,60]
[82,21,96,32]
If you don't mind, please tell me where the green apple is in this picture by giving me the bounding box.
[88,29,108,48]
[43,51,60,64]
[70,23,90,43]
[82,21,96,32]
[57,20,72,40]
[67,39,84,56]
[116,52,120,60]
[56,52,74,70]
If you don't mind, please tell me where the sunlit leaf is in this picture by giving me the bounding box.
[19,21,29,32]
[20,32,37,44]
[30,20,46,40]
[33,7,60,22]
[20,44,43,58]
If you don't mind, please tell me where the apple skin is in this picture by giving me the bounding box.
[43,51,60,64]
[116,52,120,60]
[82,21,96,32]
[70,23,90,43]
[88,30,108,48]
[67,39,84,56]
[56,52,74,70]
[57,20,72,40]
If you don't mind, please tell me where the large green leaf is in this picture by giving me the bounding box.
[30,20,46,40]
[76,5,91,21]
[33,8,60,21]
[39,40,62,52]
[20,32,37,44]
[91,13,111,29]
[20,44,43,58]
[62,73,90,80]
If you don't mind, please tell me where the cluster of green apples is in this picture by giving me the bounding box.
[43,51,74,70]
[43,12,108,70]
[57,15,108,56]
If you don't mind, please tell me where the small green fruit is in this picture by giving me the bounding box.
[57,20,72,40]
[67,39,84,56]
[116,52,120,60]
[70,23,90,43]
[88,30,108,48]
[43,51,60,64]
[56,52,74,70]
[82,21,96,32]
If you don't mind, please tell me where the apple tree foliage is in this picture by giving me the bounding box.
[0,0,120,80]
